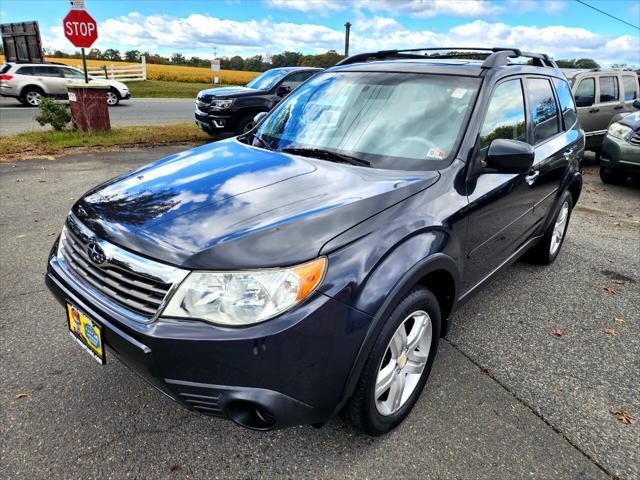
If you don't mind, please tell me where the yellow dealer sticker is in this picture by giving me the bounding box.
[67,304,105,364]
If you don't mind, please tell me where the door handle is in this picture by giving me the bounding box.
[588,108,599,113]
[563,147,575,159]
[613,105,623,110]
[525,170,540,186]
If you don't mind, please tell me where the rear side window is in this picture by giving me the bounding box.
[574,77,595,107]
[527,78,560,144]
[479,79,526,159]
[16,66,36,76]
[599,76,619,102]
[553,78,578,129]
[0,64,11,74]
[281,70,316,90]
[34,66,62,77]
[622,76,638,101]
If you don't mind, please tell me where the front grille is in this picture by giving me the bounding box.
[629,131,640,145]
[56,214,188,320]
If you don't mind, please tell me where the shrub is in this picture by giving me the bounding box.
[35,98,72,131]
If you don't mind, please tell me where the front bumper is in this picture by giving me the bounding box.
[122,91,131,100]
[601,134,640,174]
[46,250,372,430]
[195,107,234,131]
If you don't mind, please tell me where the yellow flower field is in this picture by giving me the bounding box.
[0,55,260,85]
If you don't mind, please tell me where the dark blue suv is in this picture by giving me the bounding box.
[46,48,584,435]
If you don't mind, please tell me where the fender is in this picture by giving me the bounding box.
[330,247,460,419]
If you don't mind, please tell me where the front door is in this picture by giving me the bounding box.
[464,77,538,291]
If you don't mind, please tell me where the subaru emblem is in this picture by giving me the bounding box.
[87,239,107,266]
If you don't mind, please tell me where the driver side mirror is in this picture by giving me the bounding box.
[633,99,640,110]
[484,139,534,174]
[276,85,292,97]
[253,111,267,124]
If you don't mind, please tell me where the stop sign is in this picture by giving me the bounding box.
[63,9,98,48]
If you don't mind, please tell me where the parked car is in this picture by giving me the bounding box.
[563,69,639,157]
[599,109,640,184]
[0,62,130,106]
[46,47,584,436]
[194,66,320,135]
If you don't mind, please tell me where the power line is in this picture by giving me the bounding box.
[574,0,640,30]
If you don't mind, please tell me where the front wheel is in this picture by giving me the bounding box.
[106,89,120,106]
[347,287,441,436]
[600,167,625,185]
[235,114,257,135]
[526,190,573,265]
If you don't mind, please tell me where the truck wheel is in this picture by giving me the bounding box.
[347,287,441,436]
[21,87,44,107]
[106,89,120,106]
[236,114,257,135]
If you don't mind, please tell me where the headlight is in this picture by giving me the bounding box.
[162,257,327,326]
[211,99,233,110]
[607,122,632,140]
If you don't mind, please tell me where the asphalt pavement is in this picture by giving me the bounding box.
[0,148,638,479]
[0,97,196,136]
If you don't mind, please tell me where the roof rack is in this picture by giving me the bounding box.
[335,47,558,69]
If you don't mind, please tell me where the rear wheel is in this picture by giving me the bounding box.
[600,167,625,185]
[21,87,44,107]
[106,89,120,106]
[235,114,257,135]
[347,287,441,436]
[527,190,573,265]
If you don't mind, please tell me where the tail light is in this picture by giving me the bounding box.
[0,75,13,81]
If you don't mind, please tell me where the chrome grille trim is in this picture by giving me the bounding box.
[55,213,189,322]
[629,132,640,145]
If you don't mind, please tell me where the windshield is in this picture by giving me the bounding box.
[253,71,479,170]
[246,69,289,91]
[61,68,86,79]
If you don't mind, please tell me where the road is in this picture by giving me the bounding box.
[1,149,638,479]
[0,97,196,136]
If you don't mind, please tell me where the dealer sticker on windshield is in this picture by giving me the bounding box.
[426,148,446,160]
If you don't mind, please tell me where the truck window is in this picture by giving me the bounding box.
[622,76,638,101]
[574,77,595,107]
[599,76,619,103]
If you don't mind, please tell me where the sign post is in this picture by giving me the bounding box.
[63,3,98,83]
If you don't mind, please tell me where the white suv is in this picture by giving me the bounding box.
[0,63,130,107]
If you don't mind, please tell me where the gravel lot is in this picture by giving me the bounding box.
[1,148,638,479]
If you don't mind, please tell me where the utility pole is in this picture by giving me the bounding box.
[344,22,351,57]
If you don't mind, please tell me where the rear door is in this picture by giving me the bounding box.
[595,75,623,129]
[34,66,67,95]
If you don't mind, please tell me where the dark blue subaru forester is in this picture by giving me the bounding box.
[47,48,584,435]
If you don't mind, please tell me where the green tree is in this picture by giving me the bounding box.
[228,55,245,70]
[171,52,186,64]
[244,55,264,72]
[103,49,121,61]
[124,50,141,62]
[574,58,600,69]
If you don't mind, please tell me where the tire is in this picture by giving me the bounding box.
[600,167,625,185]
[527,190,573,265]
[235,114,257,135]
[21,86,44,107]
[347,287,441,436]
[106,89,120,106]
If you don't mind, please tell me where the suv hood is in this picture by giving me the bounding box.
[198,86,263,99]
[74,139,439,269]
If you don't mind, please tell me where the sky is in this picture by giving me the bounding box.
[1,0,639,66]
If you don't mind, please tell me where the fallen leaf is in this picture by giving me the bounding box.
[169,464,182,472]
[483,368,493,377]
[614,280,625,285]
[610,407,634,424]
[38,179,47,183]
[614,317,625,325]
[15,392,30,399]
[16,178,23,183]
[604,328,619,336]
[548,328,564,337]
[602,286,617,294]
[47,232,56,236]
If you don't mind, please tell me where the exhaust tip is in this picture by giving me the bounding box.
[225,400,276,430]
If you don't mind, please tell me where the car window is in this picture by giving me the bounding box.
[0,64,11,74]
[599,76,619,103]
[479,79,526,160]
[622,75,638,101]
[527,78,560,144]
[574,77,595,107]
[16,66,36,76]
[61,68,85,79]
[553,78,578,129]
[281,71,316,90]
[246,69,290,91]
[34,66,62,77]
[255,71,480,170]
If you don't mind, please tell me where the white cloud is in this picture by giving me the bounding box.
[40,12,640,67]
[266,0,346,13]
[359,0,504,18]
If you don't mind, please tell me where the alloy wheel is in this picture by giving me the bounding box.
[26,91,42,107]
[374,310,432,416]
[550,200,569,255]
[243,121,255,134]
[106,92,118,106]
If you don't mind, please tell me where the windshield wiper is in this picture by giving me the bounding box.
[244,132,273,151]
[280,147,371,167]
